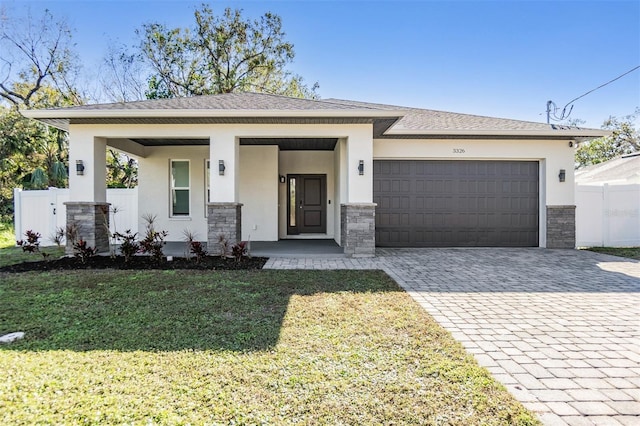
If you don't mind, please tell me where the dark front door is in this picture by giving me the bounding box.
[287,174,327,235]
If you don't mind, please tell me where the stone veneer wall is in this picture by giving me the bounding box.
[64,202,111,254]
[341,203,376,258]
[546,205,576,249]
[207,203,243,249]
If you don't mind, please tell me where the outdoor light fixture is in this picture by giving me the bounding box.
[76,160,84,176]
[218,160,225,176]
[559,169,566,182]
[358,160,364,175]
[568,141,574,148]
[279,175,286,183]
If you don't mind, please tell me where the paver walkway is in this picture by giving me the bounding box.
[265,248,640,425]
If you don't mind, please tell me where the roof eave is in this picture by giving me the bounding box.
[383,128,610,139]
[22,108,406,120]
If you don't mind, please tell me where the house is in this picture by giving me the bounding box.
[23,93,606,256]
[575,153,640,185]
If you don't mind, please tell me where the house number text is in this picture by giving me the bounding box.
[453,148,466,154]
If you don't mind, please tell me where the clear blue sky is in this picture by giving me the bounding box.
[10,0,640,128]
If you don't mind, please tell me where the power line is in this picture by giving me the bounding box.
[547,65,640,123]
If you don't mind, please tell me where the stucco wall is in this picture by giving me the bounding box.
[373,138,575,205]
[138,145,209,242]
[374,138,576,248]
[278,150,336,240]
[239,146,278,241]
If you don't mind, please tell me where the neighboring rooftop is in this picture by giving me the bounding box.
[22,92,607,139]
[575,152,640,185]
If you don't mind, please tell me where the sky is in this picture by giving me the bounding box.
[4,0,640,128]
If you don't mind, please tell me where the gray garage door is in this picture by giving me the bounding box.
[374,160,539,247]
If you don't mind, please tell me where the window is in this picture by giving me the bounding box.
[170,160,190,216]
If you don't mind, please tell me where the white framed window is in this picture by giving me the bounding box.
[205,159,210,216]
[170,160,190,216]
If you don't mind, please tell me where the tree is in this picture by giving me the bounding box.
[575,109,639,168]
[138,5,318,99]
[107,149,138,188]
[99,42,147,102]
[0,7,81,107]
[0,7,82,220]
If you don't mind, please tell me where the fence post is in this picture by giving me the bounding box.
[13,188,22,244]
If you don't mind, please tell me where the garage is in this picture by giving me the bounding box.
[374,160,539,247]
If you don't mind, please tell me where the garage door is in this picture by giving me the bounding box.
[374,160,539,247]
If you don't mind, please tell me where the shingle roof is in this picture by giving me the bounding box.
[324,98,562,132]
[24,92,606,138]
[56,92,376,111]
[575,153,640,184]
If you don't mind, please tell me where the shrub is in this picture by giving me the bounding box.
[16,230,41,253]
[184,229,207,263]
[232,241,248,262]
[218,234,230,258]
[73,239,98,263]
[139,214,168,261]
[114,229,139,263]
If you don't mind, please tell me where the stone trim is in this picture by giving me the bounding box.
[64,202,111,254]
[546,205,576,249]
[207,203,243,250]
[341,203,376,258]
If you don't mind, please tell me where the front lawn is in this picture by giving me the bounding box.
[585,246,640,260]
[0,269,538,425]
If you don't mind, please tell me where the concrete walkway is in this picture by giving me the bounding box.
[265,248,640,425]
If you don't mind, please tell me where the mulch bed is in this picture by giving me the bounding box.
[0,255,267,273]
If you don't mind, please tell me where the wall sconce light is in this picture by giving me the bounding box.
[568,141,574,148]
[76,160,84,176]
[218,160,225,176]
[358,160,364,175]
[279,175,286,183]
[558,169,566,182]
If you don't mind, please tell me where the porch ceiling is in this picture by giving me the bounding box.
[118,137,339,150]
[130,138,209,146]
[240,138,338,150]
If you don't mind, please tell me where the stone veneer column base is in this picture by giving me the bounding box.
[546,205,576,249]
[207,203,243,249]
[64,202,111,255]
[341,203,376,258]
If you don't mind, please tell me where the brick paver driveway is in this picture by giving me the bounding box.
[266,249,640,425]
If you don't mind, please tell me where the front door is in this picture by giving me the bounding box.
[287,174,327,235]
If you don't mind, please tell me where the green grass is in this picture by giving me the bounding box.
[0,221,15,248]
[0,269,539,425]
[0,223,65,267]
[585,246,640,260]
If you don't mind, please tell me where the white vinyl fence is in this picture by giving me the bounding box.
[14,187,138,246]
[575,184,640,247]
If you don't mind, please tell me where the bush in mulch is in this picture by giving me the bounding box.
[0,255,267,273]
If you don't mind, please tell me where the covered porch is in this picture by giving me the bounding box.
[62,123,379,258]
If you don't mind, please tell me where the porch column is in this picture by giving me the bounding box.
[341,127,376,257]
[64,134,110,254]
[207,132,243,248]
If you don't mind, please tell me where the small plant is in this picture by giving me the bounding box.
[103,206,121,258]
[231,241,248,262]
[218,234,230,258]
[51,227,65,247]
[73,239,98,264]
[66,222,79,246]
[139,213,168,261]
[184,229,208,262]
[114,229,139,263]
[16,230,41,253]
